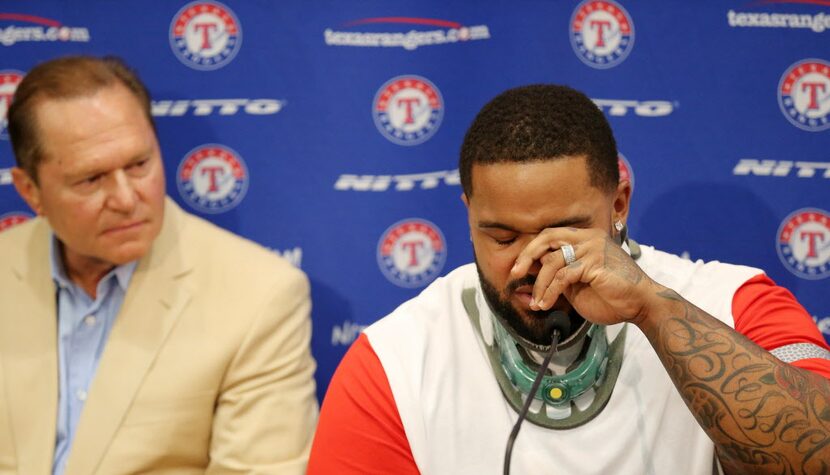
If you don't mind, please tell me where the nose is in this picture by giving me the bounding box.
[105,170,137,213]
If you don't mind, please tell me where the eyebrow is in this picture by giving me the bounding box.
[477,215,593,233]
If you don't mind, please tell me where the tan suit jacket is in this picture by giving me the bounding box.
[0,198,318,474]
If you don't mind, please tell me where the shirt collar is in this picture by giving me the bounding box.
[49,234,138,293]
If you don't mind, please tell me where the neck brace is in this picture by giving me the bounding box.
[462,238,639,428]
[463,287,627,429]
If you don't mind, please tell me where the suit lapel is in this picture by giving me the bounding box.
[1,219,58,475]
[65,200,193,475]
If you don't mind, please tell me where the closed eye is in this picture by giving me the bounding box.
[79,174,102,185]
[126,158,151,176]
[128,159,149,170]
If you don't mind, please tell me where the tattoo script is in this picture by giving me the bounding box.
[648,289,830,475]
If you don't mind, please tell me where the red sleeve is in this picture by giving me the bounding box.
[307,333,420,474]
[732,274,830,379]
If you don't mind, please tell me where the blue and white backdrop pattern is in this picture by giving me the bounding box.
[1,1,829,400]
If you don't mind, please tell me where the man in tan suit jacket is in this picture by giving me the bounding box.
[0,56,317,474]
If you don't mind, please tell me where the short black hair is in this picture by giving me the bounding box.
[459,84,619,197]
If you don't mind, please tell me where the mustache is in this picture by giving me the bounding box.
[506,274,571,318]
[505,275,536,295]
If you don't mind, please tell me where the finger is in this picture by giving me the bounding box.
[511,228,591,278]
[530,245,575,308]
[532,243,588,310]
[537,259,589,310]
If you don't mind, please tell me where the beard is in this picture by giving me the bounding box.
[474,258,574,346]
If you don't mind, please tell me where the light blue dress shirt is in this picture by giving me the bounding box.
[49,237,137,475]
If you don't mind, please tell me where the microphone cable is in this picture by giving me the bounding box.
[503,329,561,475]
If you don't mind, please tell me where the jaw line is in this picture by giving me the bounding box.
[486,286,592,355]
[480,288,555,352]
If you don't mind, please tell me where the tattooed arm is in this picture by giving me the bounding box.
[639,288,830,475]
[511,228,830,474]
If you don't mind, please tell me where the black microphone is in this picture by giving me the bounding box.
[503,311,570,475]
[541,310,571,342]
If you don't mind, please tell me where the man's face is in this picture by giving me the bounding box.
[463,156,629,345]
[12,84,166,269]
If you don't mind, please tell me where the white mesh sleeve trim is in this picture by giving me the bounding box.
[770,343,830,363]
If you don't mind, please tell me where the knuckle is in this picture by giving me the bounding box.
[540,252,557,265]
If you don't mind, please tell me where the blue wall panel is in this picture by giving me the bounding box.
[1,1,828,401]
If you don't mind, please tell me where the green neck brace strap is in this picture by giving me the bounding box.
[461,287,627,429]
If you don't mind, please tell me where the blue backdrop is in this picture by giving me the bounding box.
[1,1,829,401]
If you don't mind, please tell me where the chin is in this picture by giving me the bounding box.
[104,242,153,265]
[103,223,161,264]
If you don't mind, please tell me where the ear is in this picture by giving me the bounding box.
[11,167,44,215]
[460,192,475,242]
[612,179,632,224]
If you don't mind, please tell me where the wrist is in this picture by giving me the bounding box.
[631,282,681,332]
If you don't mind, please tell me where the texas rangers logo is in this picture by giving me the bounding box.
[778,59,830,132]
[777,208,830,280]
[177,144,248,213]
[377,218,447,288]
[570,0,635,69]
[0,212,31,233]
[169,1,242,71]
[617,152,634,190]
[373,75,444,146]
[0,71,24,139]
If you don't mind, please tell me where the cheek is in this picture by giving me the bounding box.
[138,167,167,202]
[474,241,520,285]
[67,199,104,228]
[41,189,94,221]
[490,248,519,274]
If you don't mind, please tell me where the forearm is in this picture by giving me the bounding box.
[638,287,830,475]
[209,271,317,472]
